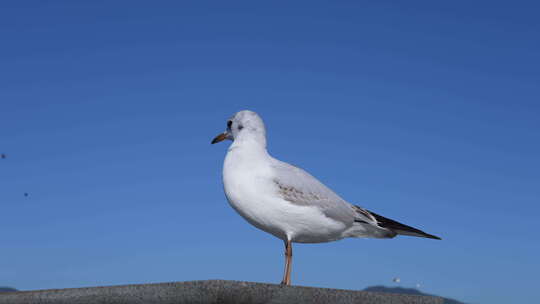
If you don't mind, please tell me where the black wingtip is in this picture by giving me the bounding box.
[365,208,442,240]
[423,233,442,240]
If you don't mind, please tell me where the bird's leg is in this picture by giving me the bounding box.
[280,240,289,285]
[285,240,293,285]
[280,239,293,285]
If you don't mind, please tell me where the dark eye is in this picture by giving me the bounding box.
[227,121,232,129]
[238,125,244,130]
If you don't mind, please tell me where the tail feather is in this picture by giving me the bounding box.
[367,209,441,240]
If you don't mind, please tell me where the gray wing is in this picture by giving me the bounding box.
[270,158,361,225]
[270,158,440,240]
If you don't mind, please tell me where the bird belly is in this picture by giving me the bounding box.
[223,163,346,243]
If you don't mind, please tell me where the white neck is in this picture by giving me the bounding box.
[230,130,267,152]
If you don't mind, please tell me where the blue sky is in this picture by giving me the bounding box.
[1,1,539,303]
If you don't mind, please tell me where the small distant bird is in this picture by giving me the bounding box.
[393,277,401,283]
[24,193,29,197]
[1,153,6,159]
[212,110,441,286]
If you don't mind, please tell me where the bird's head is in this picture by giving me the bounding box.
[211,110,266,145]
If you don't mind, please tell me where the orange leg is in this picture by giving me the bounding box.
[280,240,293,285]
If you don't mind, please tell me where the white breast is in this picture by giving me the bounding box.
[222,146,347,243]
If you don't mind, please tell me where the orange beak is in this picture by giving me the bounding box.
[211,132,228,144]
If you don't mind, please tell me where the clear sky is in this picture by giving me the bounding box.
[1,1,539,303]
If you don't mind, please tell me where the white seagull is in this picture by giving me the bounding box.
[212,110,440,285]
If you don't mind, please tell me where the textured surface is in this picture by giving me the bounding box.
[0,280,443,304]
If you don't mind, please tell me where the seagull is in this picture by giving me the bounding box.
[212,110,440,286]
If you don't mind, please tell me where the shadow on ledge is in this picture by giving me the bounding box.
[0,280,443,304]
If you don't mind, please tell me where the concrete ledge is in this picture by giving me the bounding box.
[0,280,443,304]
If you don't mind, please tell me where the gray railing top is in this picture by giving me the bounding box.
[0,280,443,304]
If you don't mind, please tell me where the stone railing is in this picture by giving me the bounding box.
[0,280,443,304]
